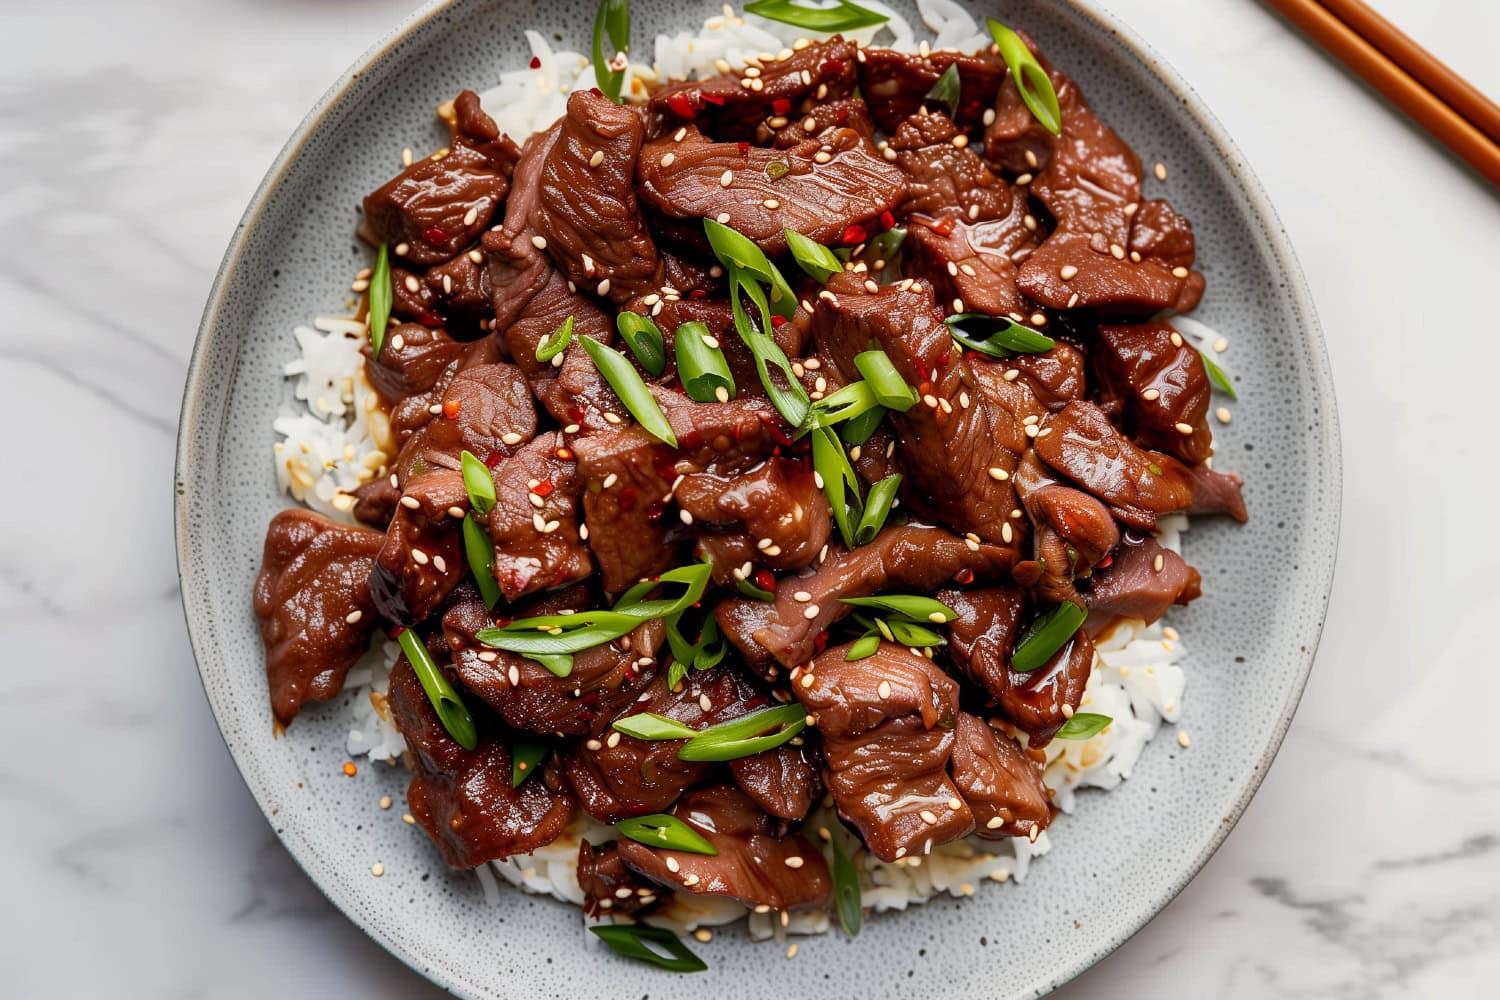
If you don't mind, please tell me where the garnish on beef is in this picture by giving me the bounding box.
[858,47,1006,132]
[483,431,593,599]
[369,468,469,625]
[363,142,510,267]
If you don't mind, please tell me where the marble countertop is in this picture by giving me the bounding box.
[4,0,1497,996]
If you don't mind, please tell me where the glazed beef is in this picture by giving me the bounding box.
[1185,461,1249,522]
[637,125,905,257]
[533,89,662,304]
[1082,535,1201,623]
[985,53,1203,316]
[388,658,574,867]
[888,110,1014,222]
[424,249,494,319]
[998,627,1096,746]
[756,97,877,151]
[675,457,832,581]
[362,323,466,405]
[1005,342,1087,409]
[716,525,1015,676]
[616,785,832,911]
[949,712,1051,839]
[442,584,662,737]
[363,142,509,267]
[573,427,678,594]
[351,475,400,529]
[369,468,469,625]
[650,36,859,139]
[798,643,974,861]
[1013,479,1120,605]
[483,431,593,599]
[858,47,1006,132]
[937,585,1025,703]
[389,265,443,326]
[448,88,523,171]
[729,745,820,822]
[579,840,663,918]
[1097,321,1213,464]
[253,510,383,725]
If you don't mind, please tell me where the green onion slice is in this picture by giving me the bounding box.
[1010,601,1088,672]
[674,321,736,402]
[617,311,668,376]
[1199,349,1238,400]
[735,574,776,601]
[745,0,888,31]
[785,228,843,282]
[812,423,863,547]
[853,473,901,545]
[925,62,961,118]
[1054,712,1112,740]
[591,0,630,104]
[511,742,547,787]
[829,828,863,937]
[728,267,811,428]
[840,404,886,445]
[678,704,808,762]
[865,226,906,266]
[988,18,1062,135]
[612,564,714,620]
[813,380,881,426]
[613,712,699,740]
[705,219,796,319]
[616,813,719,855]
[368,243,392,358]
[588,924,707,974]
[845,633,881,661]
[886,619,946,648]
[461,514,502,609]
[946,313,1056,356]
[535,315,574,362]
[529,653,575,678]
[396,628,478,750]
[853,350,918,411]
[695,615,727,671]
[460,449,496,516]
[840,594,956,622]
[580,337,678,446]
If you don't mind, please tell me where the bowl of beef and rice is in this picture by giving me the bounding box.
[176,0,1339,995]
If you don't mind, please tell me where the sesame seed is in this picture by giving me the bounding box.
[400,495,421,510]
[698,693,712,712]
[402,814,415,825]
[952,297,965,313]
[666,857,680,873]
[883,147,897,161]
[983,108,997,126]
[432,555,447,574]
[1015,172,1032,186]
[803,604,820,620]
[660,152,676,167]
[469,249,483,264]
[351,278,370,292]
[720,170,734,187]
[1001,522,1013,543]
[1142,388,1161,401]
[394,242,409,256]
[784,856,805,868]
[1060,264,1078,280]
[717,211,731,224]
[814,150,832,164]
[1175,421,1194,435]
[959,390,971,408]
[597,278,611,296]
[1153,553,1166,572]
[1217,407,1232,424]
[1067,292,1080,308]
[463,206,479,227]
[1178,730,1192,748]
[532,512,547,532]
[1172,266,1190,279]
[800,673,816,689]
[1110,243,1126,259]
[587,149,605,168]
[878,681,893,698]
[411,549,429,566]
[371,863,385,877]
[428,403,444,415]
[919,810,939,825]
[404,275,420,293]
[1003,368,1020,381]
[764,198,781,209]
[401,147,413,166]
[952,134,969,148]
[606,731,622,748]
[1154,162,1167,180]
[502,432,523,445]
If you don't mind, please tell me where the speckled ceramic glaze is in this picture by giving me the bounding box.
[175,1,1340,995]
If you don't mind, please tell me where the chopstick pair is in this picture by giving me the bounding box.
[1262,0,1500,187]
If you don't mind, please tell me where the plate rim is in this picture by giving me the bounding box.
[174,0,1342,995]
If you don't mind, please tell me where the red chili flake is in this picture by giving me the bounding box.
[702,91,726,106]
[567,404,585,424]
[821,59,845,75]
[618,487,638,510]
[689,288,708,300]
[532,479,554,498]
[758,412,794,446]
[654,457,677,482]
[736,141,750,155]
[390,625,408,638]
[841,224,867,246]
[936,349,951,367]
[879,209,896,230]
[771,98,793,115]
[484,449,505,468]
[680,430,704,451]
[813,631,830,654]
[755,570,777,592]
[555,447,574,461]
[529,56,542,69]
[645,500,666,522]
[954,568,975,585]
[590,87,604,98]
[423,226,449,245]
[666,90,698,120]
[835,106,849,124]
[442,399,462,420]
[1096,554,1114,569]
[770,314,787,329]
[931,216,956,236]
[418,311,444,327]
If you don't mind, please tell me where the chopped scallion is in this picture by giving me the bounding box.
[461,514,502,608]
[674,321,735,402]
[946,313,1056,356]
[744,0,888,31]
[460,449,496,516]
[368,243,392,357]
[988,18,1062,135]
[591,0,630,104]
[1054,712,1112,740]
[785,228,843,282]
[535,315,574,362]
[510,742,547,787]
[839,594,956,622]
[853,350,918,411]
[396,628,478,750]
[588,924,707,974]
[580,336,677,446]
[853,473,901,544]
[1010,601,1088,672]
[616,311,667,376]
[616,812,719,855]
[925,62,961,118]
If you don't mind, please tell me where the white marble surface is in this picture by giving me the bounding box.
[3,0,1498,996]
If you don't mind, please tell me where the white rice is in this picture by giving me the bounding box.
[269,2,1212,943]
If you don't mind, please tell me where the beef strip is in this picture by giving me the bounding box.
[533,90,662,304]
[1097,320,1213,464]
[716,524,1015,677]
[448,89,523,172]
[755,97,877,151]
[675,457,831,580]
[997,627,1096,746]
[363,142,509,267]
[949,712,1051,839]
[253,509,383,725]
[362,323,466,405]
[1005,342,1087,409]
[389,265,444,326]
[650,36,859,139]
[423,249,494,320]
[442,584,662,736]
[858,47,1007,132]
[889,110,1014,221]
[937,585,1025,703]
[636,124,905,257]
[728,744,821,822]
[1012,479,1120,605]
[351,475,400,529]
[369,468,469,625]
[985,49,1203,316]
[388,657,574,867]
[484,431,593,600]
[573,426,679,594]
[1081,535,1201,623]
[811,273,1024,547]
[391,339,508,482]
[797,643,974,861]
[579,840,663,918]
[1185,461,1249,522]
[617,785,832,911]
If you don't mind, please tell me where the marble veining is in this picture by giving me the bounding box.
[2,0,1496,997]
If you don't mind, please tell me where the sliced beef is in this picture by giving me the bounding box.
[997,627,1096,747]
[447,88,522,172]
[573,426,678,594]
[716,524,1014,675]
[420,362,537,463]
[579,840,663,918]
[888,110,1014,222]
[675,457,831,580]
[1185,461,1249,522]
[1013,481,1120,605]
[253,509,383,725]
[616,785,831,911]
[1005,342,1087,409]
[388,658,574,867]
[858,47,1007,132]
[637,125,904,258]
[389,265,443,325]
[905,199,1035,318]
[729,745,820,822]
[424,249,494,319]
[1098,321,1213,464]
[442,584,662,737]
[984,54,1203,316]
[937,585,1025,703]
[650,36,859,139]
[483,431,593,600]
[362,323,466,405]
[798,643,974,861]
[756,97,877,151]
[351,475,400,529]
[363,142,509,267]
[1082,535,1201,623]
[656,387,788,476]
[369,468,469,625]
[949,712,1051,839]
[533,89,662,304]
[811,273,1024,546]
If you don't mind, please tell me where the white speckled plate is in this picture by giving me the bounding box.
[175,1,1340,996]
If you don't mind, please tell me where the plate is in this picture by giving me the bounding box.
[175,1,1340,996]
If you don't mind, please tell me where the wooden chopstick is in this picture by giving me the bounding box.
[1262,0,1500,187]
